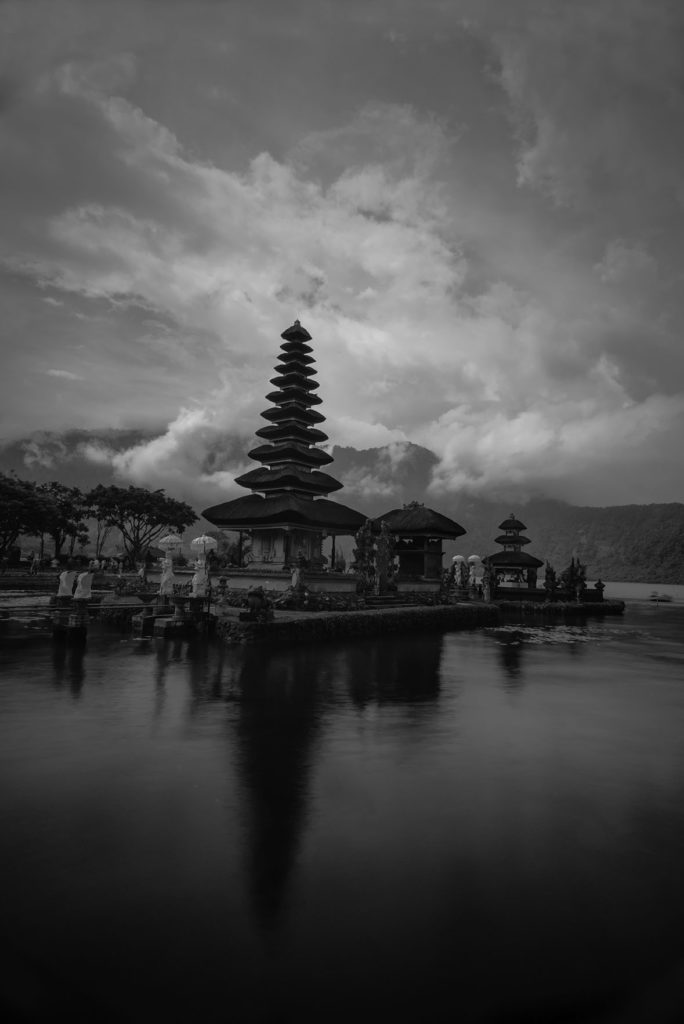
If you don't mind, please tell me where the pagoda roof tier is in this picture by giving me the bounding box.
[202,493,366,534]
[498,515,527,532]
[234,465,343,494]
[280,320,312,342]
[265,388,323,407]
[494,534,531,546]
[255,423,329,444]
[247,443,334,467]
[485,551,544,569]
[273,359,316,375]
[261,405,326,425]
[371,503,466,539]
[280,339,313,354]
[276,349,315,363]
[269,372,319,389]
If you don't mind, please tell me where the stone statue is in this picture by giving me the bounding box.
[191,560,208,598]
[57,570,77,597]
[158,557,176,597]
[482,561,494,602]
[73,571,94,600]
[457,561,469,589]
[544,562,557,598]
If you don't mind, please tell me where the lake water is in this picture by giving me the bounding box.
[2,600,684,1022]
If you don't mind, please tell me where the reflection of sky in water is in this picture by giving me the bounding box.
[1,604,684,1020]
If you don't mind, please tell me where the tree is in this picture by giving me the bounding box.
[204,529,252,567]
[83,490,115,558]
[333,550,347,572]
[375,520,397,594]
[37,482,89,559]
[558,556,587,599]
[0,473,49,556]
[351,519,376,593]
[87,485,197,563]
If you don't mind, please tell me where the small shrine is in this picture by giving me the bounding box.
[372,501,466,583]
[202,321,365,582]
[484,513,544,588]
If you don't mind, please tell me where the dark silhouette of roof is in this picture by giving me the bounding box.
[202,494,366,533]
[280,319,312,343]
[234,466,343,493]
[485,550,544,569]
[255,423,328,444]
[247,443,333,467]
[494,534,531,546]
[497,514,527,532]
[372,503,466,538]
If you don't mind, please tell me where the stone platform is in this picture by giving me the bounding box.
[213,593,626,647]
[215,601,499,646]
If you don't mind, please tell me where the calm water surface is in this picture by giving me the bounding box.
[2,603,684,1022]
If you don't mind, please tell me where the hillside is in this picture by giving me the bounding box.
[439,498,684,584]
[331,447,684,583]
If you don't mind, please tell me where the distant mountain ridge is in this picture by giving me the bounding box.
[334,445,684,583]
[1,431,682,583]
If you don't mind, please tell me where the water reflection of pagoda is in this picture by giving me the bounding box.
[231,645,325,928]
[228,636,444,929]
[203,321,364,574]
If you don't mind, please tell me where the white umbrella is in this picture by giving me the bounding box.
[190,534,218,560]
[468,554,484,582]
[158,534,183,556]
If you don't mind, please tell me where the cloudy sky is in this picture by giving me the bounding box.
[2,0,684,507]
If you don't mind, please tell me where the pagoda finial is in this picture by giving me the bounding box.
[294,318,301,326]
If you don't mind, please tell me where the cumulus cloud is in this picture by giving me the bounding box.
[1,0,684,505]
[424,392,684,502]
[486,0,684,213]
[594,240,658,285]
[45,368,84,381]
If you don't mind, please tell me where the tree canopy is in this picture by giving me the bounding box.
[37,481,90,558]
[87,484,197,562]
[0,473,49,556]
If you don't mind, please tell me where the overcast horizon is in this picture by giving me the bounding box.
[2,0,684,509]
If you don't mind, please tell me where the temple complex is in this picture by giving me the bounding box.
[372,501,466,585]
[202,321,365,580]
[484,513,544,588]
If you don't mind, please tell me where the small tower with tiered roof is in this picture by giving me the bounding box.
[494,514,531,555]
[485,513,544,589]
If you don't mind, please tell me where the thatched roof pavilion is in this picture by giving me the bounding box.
[372,501,466,580]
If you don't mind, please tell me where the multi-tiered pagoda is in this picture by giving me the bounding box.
[202,320,365,571]
[485,513,543,586]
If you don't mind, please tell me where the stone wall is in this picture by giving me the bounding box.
[216,568,357,594]
[216,602,499,646]
[496,599,625,617]
[395,579,440,594]
[219,589,365,612]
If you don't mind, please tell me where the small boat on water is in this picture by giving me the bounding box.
[649,591,674,603]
